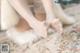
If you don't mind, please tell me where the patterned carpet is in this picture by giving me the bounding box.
[0,5,80,53]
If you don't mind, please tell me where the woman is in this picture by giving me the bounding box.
[1,0,47,46]
[1,0,75,46]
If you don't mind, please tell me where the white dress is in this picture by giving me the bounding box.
[1,0,19,30]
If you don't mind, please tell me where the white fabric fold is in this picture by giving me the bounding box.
[1,0,19,30]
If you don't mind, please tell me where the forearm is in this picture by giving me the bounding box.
[41,0,56,20]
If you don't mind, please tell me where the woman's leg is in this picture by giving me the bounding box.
[52,1,76,24]
[41,0,63,34]
[8,0,47,38]
[6,16,41,46]
[2,0,45,45]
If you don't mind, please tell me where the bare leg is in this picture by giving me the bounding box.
[2,0,44,45]
[52,1,76,24]
[8,0,47,38]
[6,17,41,46]
[41,0,63,34]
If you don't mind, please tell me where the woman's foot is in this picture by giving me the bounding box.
[52,2,76,24]
[59,15,76,25]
